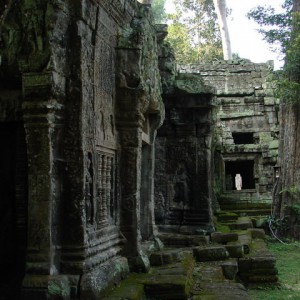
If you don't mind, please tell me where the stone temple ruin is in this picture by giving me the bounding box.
[0,1,279,299]
[178,61,279,210]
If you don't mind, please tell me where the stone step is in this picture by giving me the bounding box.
[149,248,193,266]
[193,246,229,262]
[225,243,244,258]
[211,232,239,244]
[102,275,145,300]
[143,274,190,299]
[144,260,194,299]
[192,262,250,300]
[238,239,278,284]
[192,282,251,300]
[216,211,239,222]
[228,217,253,230]
[227,209,270,217]
[220,260,239,280]
[158,232,209,247]
[104,260,194,300]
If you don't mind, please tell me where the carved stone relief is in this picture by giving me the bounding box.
[96,150,115,228]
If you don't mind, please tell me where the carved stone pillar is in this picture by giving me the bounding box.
[21,72,69,298]
[117,123,150,271]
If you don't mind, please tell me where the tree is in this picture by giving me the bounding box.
[152,0,167,23]
[167,0,223,63]
[247,0,293,57]
[276,0,300,239]
[213,0,232,59]
[249,0,300,239]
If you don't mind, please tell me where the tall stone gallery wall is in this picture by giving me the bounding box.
[154,44,217,232]
[0,1,164,299]
[178,61,279,209]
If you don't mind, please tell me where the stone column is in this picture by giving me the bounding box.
[118,123,150,272]
[21,72,69,299]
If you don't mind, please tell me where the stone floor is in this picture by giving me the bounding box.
[103,215,277,299]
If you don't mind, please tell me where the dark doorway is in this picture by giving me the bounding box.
[0,123,28,299]
[225,160,255,190]
[140,142,152,240]
[232,132,254,144]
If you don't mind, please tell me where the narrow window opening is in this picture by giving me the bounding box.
[232,132,254,144]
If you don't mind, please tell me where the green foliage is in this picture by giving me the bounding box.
[247,0,293,54]
[249,1,300,104]
[166,0,223,63]
[166,19,199,63]
[267,215,289,232]
[289,203,300,214]
[275,78,300,103]
[152,0,167,23]
[279,184,299,195]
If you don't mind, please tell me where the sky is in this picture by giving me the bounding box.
[165,0,286,70]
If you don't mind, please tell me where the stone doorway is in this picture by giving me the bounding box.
[225,160,255,190]
[0,123,28,299]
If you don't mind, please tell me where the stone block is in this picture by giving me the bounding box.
[225,244,244,258]
[247,228,266,239]
[102,282,145,300]
[251,256,276,269]
[211,232,239,244]
[194,282,251,300]
[228,221,253,231]
[193,246,229,262]
[143,274,190,299]
[216,212,239,222]
[252,217,267,228]
[80,257,129,300]
[221,261,238,280]
[150,250,177,266]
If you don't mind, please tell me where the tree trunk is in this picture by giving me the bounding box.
[276,0,300,239]
[213,0,232,60]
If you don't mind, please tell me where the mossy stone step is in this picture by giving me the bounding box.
[238,239,278,284]
[231,209,270,216]
[210,232,239,244]
[215,212,239,222]
[193,246,229,262]
[158,232,209,247]
[150,248,193,266]
[143,261,195,299]
[103,274,145,300]
[247,228,266,239]
[228,217,253,230]
[192,282,251,300]
[225,243,244,258]
[220,260,238,280]
[143,274,190,299]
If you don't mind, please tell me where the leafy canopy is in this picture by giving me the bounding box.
[152,0,223,63]
[152,0,167,23]
[247,0,293,54]
[248,0,300,103]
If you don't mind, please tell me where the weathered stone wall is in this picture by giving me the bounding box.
[0,0,164,299]
[155,43,216,232]
[178,60,279,208]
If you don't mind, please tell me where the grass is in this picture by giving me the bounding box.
[248,239,300,299]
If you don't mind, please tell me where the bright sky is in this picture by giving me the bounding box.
[165,0,286,70]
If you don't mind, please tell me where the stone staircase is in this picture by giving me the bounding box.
[103,216,277,299]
